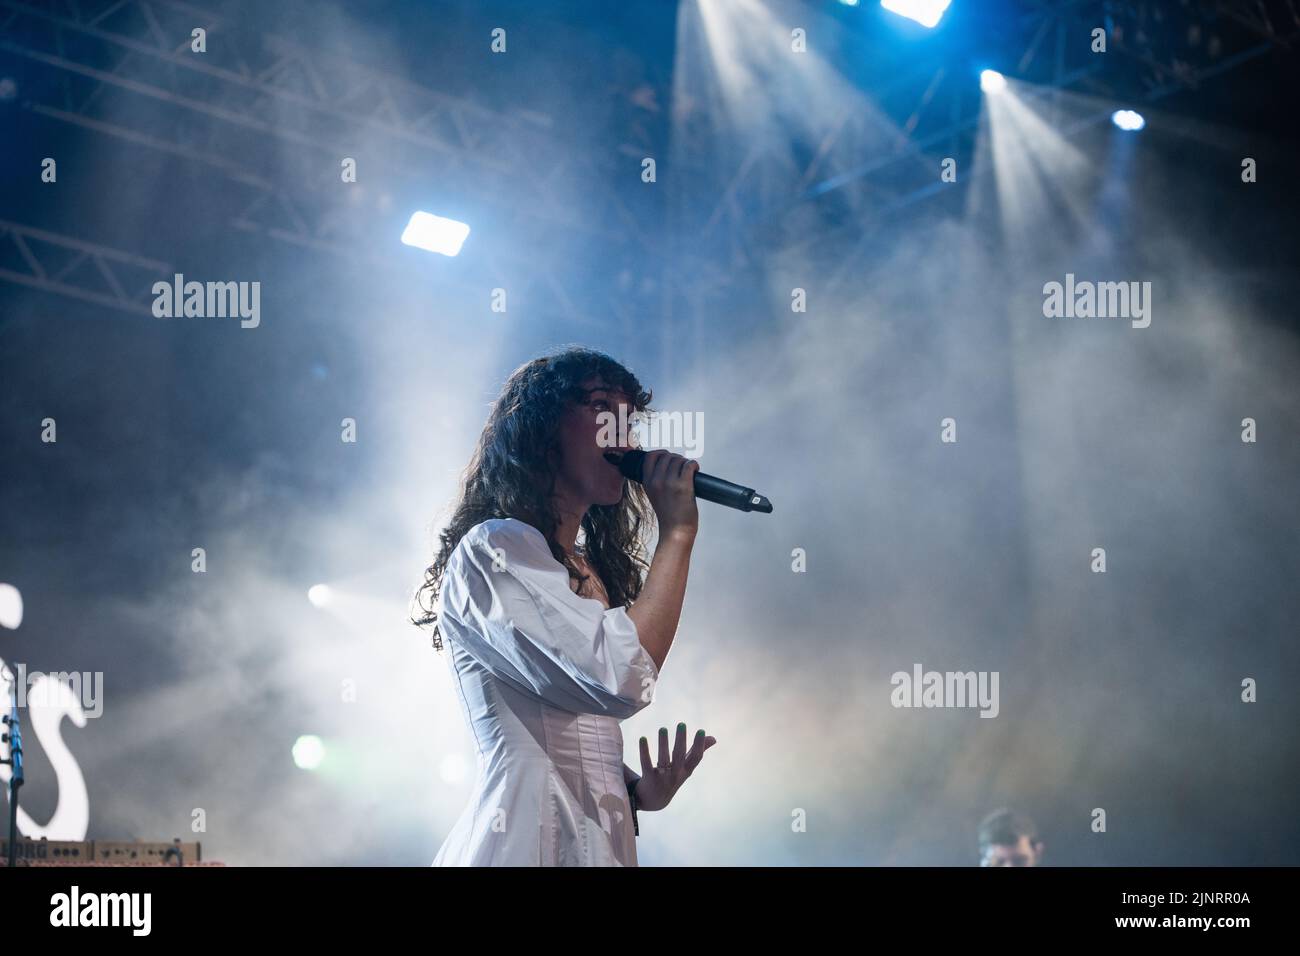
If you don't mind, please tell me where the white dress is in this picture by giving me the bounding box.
[432,517,660,866]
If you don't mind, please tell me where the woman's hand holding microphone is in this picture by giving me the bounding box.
[637,449,700,543]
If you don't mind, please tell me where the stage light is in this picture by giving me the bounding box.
[0,583,22,629]
[307,584,332,608]
[980,69,1006,94]
[838,0,860,7]
[1111,109,1145,131]
[400,211,470,257]
[292,735,326,770]
[880,0,952,28]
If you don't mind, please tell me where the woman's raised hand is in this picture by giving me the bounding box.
[634,722,717,812]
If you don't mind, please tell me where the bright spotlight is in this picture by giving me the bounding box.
[0,583,23,629]
[1111,109,1145,131]
[307,584,332,608]
[979,69,1007,94]
[881,0,952,28]
[292,735,326,770]
[838,0,861,7]
[400,211,470,257]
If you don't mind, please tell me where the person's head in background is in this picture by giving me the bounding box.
[977,808,1045,866]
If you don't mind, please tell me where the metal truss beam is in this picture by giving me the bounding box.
[801,0,1299,209]
[0,0,653,256]
[0,218,172,315]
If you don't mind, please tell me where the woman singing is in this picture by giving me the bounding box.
[413,346,716,866]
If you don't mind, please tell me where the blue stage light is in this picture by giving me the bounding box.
[880,0,952,28]
[1111,109,1146,131]
[979,69,1006,94]
[401,211,470,257]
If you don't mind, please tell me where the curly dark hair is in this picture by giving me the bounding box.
[411,346,655,651]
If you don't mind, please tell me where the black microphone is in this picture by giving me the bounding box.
[603,449,773,514]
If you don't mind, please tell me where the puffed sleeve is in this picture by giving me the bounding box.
[439,518,659,718]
